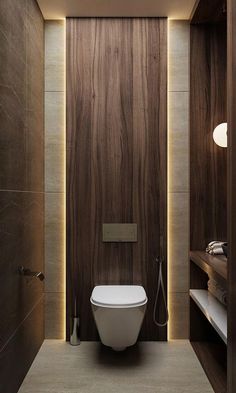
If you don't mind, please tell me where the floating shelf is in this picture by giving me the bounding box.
[190,289,227,344]
[190,251,227,281]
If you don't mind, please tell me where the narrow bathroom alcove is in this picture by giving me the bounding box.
[1,0,236,393]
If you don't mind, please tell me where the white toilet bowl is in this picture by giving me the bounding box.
[90,285,147,351]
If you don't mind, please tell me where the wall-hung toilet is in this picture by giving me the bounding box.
[90,285,147,351]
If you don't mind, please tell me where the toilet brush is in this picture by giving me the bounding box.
[70,297,80,346]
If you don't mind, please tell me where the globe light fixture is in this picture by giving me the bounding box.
[213,123,227,148]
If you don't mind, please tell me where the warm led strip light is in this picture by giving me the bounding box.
[167,19,171,341]
[63,18,66,340]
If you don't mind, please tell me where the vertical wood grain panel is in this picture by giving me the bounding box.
[227,1,236,391]
[67,18,167,341]
[190,23,227,251]
[189,15,227,393]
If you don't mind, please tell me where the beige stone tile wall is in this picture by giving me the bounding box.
[168,21,190,339]
[45,20,65,339]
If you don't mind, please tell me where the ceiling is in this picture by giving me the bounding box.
[37,0,198,20]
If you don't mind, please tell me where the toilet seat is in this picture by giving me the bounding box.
[90,285,147,308]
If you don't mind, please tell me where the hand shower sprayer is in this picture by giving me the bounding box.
[153,256,169,327]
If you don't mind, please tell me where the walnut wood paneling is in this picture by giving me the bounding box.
[191,0,227,24]
[190,22,227,251]
[190,2,236,392]
[66,18,167,341]
[227,1,236,392]
[0,0,44,391]
[190,9,228,392]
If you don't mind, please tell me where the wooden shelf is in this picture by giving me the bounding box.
[190,251,227,281]
[190,289,227,344]
[189,255,228,393]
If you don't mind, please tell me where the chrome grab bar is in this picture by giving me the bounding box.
[18,266,45,281]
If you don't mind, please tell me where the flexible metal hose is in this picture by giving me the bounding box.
[153,256,169,327]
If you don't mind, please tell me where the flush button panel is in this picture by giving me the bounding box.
[102,223,137,242]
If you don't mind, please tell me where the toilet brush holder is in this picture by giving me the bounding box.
[70,316,80,346]
[70,297,80,346]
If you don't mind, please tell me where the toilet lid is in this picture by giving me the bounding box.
[91,285,147,307]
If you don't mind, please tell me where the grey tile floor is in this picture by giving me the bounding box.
[19,340,214,393]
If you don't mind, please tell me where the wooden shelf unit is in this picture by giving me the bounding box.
[190,1,236,392]
[190,252,227,393]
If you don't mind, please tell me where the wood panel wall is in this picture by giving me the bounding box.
[227,1,236,391]
[191,0,227,24]
[66,18,167,341]
[190,22,227,251]
[0,0,44,391]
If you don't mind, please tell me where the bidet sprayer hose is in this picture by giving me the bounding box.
[153,256,169,327]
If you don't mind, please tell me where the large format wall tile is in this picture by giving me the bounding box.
[168,21,190,340]
[0,0,44,192]
[0,191,44,349]
[0,298,44,393]
[0,0,44,391]
[169,21,190,92]
[168,92,189,193]
[169,292,189,339]
[45,92,64,140]
[45,20,65,339]
[169,192,189,293]
[45,21,65,92]
[45,192,64,293]
[45,92,65,193]
[45,292,64,339]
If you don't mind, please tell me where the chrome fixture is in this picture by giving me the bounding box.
[153,255,169,327]
[153,236,168,328]
[18,266,45,281]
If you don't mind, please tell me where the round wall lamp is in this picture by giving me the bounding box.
[213,123,227,148]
